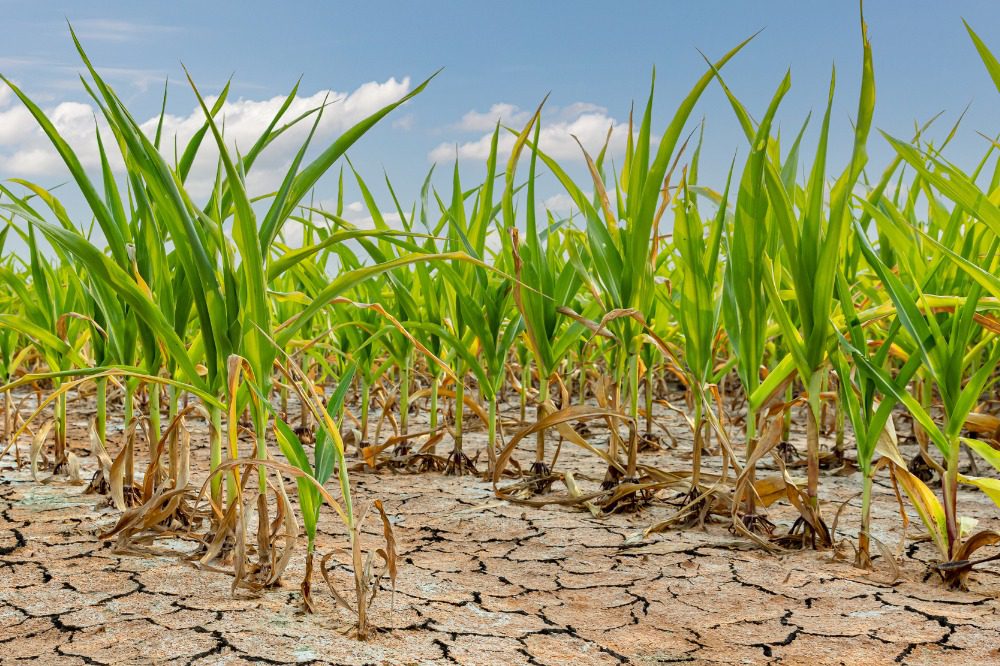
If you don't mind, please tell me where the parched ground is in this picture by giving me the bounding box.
[2,390,1000,665]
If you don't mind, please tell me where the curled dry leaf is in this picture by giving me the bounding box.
[29,421,52,482]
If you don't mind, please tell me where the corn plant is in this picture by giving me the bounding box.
[0,223,88,472]
[833,293,921,567]
[434,131,516,475]
[757,16,874,547]
[672,167,732,510]
[715,72,787,529]
[275,363,355,610]
[507,114,586,487]
[535,38,754,495]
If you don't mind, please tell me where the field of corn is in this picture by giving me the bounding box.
[3,8,1000,666]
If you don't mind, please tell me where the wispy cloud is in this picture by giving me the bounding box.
[0,56,61,68]
[391,113,415,131]
[0,55,173,97]
[70,19,181,43]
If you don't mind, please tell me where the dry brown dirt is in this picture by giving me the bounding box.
[2,391,1000,665]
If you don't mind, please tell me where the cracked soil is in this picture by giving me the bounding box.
[2,391,1000,665]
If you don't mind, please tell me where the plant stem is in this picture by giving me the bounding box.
[1,389,7,450]
[806,371,823,515]
[360,379,371,444]
[744,404,758,515]
[399,352,411,437]
[691,389,704,489]
[453,365,465,456]
[123,379,135,488]
[429,375,439,432]
[54,381,67,466]
[645,362,654,437]
[626,349,640,479]
[209,403,223,507]
[95,376,107,449]
[858,467,873,568]
[149,382,161,444]
[609,349,626,460]
[255,408,268,493]
[487,394,497,474]
[148,382,161,478]
[535,374,549,465]
[782,383,793,441]
[835,387,845,461]
[943,432,961,558]
[520,359,529,422]
[167,384,179,483]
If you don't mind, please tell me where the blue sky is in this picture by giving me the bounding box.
[3,1,1000,232]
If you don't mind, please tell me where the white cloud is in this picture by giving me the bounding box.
[542,193,578,213]
[456,103,531,132]
[429,102,629,164]
[0,76,412,197]
[0,100,98,176]
[300,199,406,232]
[555,102,608,119]
[340,200,404,231]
